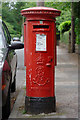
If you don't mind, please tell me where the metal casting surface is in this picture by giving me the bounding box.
[25,96,56,114]
[21,7,61,97]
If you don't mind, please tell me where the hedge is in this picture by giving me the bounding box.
[60,30,69,44]
[58,21,71,34]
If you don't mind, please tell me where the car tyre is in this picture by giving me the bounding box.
[2,87,11,119]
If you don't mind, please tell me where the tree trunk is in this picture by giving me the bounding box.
[68,31,71,53]
[36,0,44,6]
[71,2,75,53]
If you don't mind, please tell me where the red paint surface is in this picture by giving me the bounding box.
[3,60,10,71]
[2,60,10,88]
[24,22,26,66]
[21,7,61,97]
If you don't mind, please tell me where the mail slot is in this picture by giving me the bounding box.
[33,25,49,29]
[21,7,61,114]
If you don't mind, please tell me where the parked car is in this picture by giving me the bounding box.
[0,19,24,119]
[11,37,20,43]
[13,37,20,42]
[11,37,21,44]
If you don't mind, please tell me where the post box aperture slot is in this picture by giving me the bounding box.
[33,25,49,29]
[36,34,47,51]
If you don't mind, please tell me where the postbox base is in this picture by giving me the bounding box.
[25,96,56,114]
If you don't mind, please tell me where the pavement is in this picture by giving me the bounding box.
[9,46,78,119]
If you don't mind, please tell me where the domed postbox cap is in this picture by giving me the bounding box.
[21,7,61,20]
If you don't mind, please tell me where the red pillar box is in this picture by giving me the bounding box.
[21,7,61,114]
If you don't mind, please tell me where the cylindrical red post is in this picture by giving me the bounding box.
[24,22,26,66]
[21,7,61,114]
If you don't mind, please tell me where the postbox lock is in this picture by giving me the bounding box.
[46,63,51,67]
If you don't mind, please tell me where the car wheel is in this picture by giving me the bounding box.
[2,87,11,119]
[11,74,16,92]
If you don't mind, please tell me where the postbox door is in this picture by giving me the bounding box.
[26,21,55,97]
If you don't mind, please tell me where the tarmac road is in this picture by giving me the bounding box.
[10,48,26,111]
[10,46,78,119]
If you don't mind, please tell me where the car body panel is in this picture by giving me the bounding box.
[0,48,10,106]
[0,20,17,107]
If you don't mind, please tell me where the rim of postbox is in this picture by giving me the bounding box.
[21,7,61,18]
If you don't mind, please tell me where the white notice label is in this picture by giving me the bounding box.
[36,34,46,51]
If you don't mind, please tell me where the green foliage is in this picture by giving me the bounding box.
[0,2,1,14]
[75,18,80,44]
[4,21,16,34]
[73,2,80,45]
[3,21,21,39]
[22,110,26,114]
[45,2,79,45]
[76,35,80,45]
[13,2,26,32]
[45,2,71,31]
[2,2,26,38]
[72,2,80,18]
[3,1,80,46]
[25,2,36,8]
[2,2,36,39]
[60,30,69,44]
[59,20,71,45]
[58,21,71,33]
[2,2,16,25]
